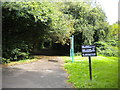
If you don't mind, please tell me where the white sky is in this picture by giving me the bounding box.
[95,0,119,25]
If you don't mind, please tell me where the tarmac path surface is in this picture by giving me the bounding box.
[2,56,72,88]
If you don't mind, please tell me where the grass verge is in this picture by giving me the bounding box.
[2,56,42,67]
[63,56,118,88]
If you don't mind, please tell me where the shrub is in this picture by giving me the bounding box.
[2,58,10,64]
[75,52,81,56]
[11,48,30,61]
[2,41,31,63]
[94,41,118,57]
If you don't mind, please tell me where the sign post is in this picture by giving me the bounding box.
[89,56,92,80]
[70,35,74,62]
[81,45,97,80]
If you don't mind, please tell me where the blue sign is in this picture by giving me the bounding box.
[82,45,97,57]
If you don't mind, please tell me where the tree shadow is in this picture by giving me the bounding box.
[31,48,69,56]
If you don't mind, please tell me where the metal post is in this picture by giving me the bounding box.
[70,35,74,62]
[70,37,72,59]
[89,56,92,80]
[71,35,74,62]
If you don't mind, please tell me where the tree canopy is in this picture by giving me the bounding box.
[2,1,115,63]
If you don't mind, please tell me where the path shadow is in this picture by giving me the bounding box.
[32,48,69,56]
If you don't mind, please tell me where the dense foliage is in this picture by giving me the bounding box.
[60,2,110,52]
[2,2,74,63]
[2,1,118,63]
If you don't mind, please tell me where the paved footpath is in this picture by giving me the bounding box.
[2,56,72,88]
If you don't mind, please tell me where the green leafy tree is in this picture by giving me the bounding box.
[61,2,109,52]
[107,23,118,41]
[2,1,74,62]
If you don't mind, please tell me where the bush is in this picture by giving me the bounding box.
[2,41,31,63]
[99,48,118,56]
[106,40,118,46]
[74,52,81,56]
[2,58,11,64]
[11,48,30,61]
[94,41,118,57]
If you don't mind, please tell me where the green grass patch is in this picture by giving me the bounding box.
[63,56,118,88]
[3,56,42,66]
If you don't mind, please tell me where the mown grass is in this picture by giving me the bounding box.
[63,56,118,88]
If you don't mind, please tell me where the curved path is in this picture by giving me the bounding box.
[2,56,72,88]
